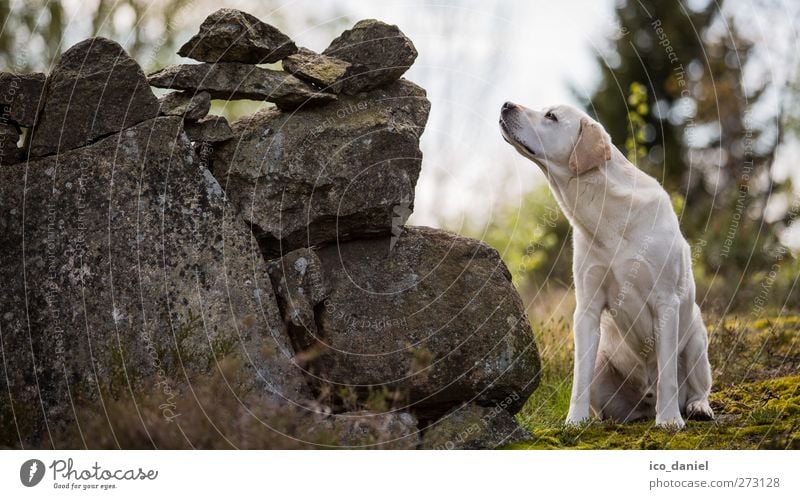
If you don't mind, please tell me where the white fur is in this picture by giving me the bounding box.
[500,103,713,429]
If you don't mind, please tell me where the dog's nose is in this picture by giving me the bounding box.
[502,101,516,112]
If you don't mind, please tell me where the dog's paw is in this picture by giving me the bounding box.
[656,413,685,430]
[564,415,590,427]
[686,400,714,421]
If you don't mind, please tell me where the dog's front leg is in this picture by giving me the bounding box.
[654,295,685,429]
[566,288,604,425]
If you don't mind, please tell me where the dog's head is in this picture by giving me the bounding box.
[499,102,612,175]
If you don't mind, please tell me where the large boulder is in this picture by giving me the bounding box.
[212,79,430,257]
[148,63,335,110]
[178,9,297,64]
[268,226,541,419]
[30,38,159,157]
[0,116,310,446]
[0,72,46,127]
[323,19,418,94]
[421,403,531,449]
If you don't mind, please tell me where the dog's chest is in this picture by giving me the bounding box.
[602,261,657,352]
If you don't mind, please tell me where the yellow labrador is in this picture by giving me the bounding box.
[499,102,713,428]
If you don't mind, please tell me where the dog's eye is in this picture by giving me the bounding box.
[544,111,558,122]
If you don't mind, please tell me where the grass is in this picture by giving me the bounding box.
[509,296,800,450]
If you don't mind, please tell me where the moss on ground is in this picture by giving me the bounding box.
[509,315,800,450]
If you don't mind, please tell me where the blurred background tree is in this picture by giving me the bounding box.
[586,0,797,312]
[0,0,189,72]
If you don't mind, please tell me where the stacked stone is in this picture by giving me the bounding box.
[0,9,540,450]
[0,73,44,164]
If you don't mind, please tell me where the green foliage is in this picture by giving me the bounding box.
[624,81,650,164]
[469,184,572,291]
[512,315,800,449]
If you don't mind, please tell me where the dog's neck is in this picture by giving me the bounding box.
[540,147,656,247]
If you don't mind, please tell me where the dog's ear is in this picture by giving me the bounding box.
[569,117,612,174]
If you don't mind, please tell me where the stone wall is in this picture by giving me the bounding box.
[0,9,539,449]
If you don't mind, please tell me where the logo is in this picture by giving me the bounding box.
[20,459,45,487]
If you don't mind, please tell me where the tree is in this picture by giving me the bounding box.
[586,0,788,311]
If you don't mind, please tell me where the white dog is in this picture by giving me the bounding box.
[499,102,713,429]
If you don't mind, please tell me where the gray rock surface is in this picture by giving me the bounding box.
[0,123,21,164]
[183,115,234,142]
[178,8,297,64]
[212,79,430,256]
[323,19,417,93]
[421,403,532,449]
[268,226,541,419]
[282,47,353,94]
[148,63,335,110]
[158,90,211,120]
[0,72,45,126]
[30,37,159,157]
[314,411,420,449]
[0,116,310,445]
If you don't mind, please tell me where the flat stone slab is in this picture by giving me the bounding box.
[158,90,211,120]
[184,115,234,142]
[148,63,336,110]
[282,47,353,94]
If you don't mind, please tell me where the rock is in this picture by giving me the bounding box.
[178,8,297,64]
[282,47,353,94]
[269,226,541,419]
[421,403,532,450]
[0,116,310,445]
[323,19,418,94]
[267,248,326,352]
[148,63,335,110]
[30,37,159,157]
[0,123,22,165]
[212,79,430,256]
[183,115,234,142]
[314,411,420,449]
[158,90,211,120]
[0,72,45,126]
